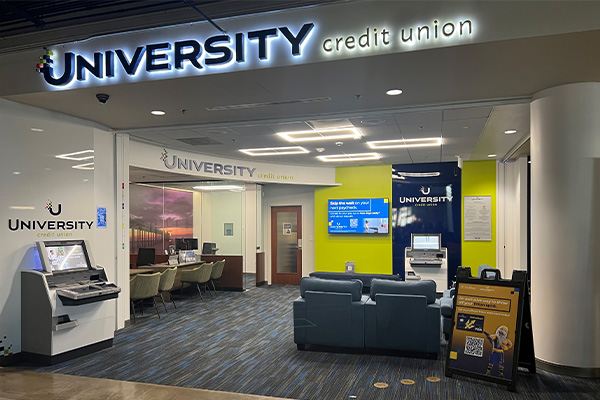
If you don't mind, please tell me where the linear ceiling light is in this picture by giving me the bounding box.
[367,138,442,149]
[72,162,94,170]
[317,153,380,162]
[192,185,244,191]
[239,146,309,156]
[277,127,362,142]
[56,150,94,161]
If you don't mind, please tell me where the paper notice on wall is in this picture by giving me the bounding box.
[464,196,491,241]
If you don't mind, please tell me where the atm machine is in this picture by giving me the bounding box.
[404,233,448,292]
[21,239,120,364]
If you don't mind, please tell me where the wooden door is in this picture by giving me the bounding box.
[271,206,302,285]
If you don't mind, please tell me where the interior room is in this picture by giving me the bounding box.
[1,1,600,399]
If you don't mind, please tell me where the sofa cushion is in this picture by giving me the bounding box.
[369,279,437,304]
[300,277,363,301]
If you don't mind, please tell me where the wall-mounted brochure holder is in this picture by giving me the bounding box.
[445,267,535,392]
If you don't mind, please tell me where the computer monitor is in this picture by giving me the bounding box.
[175,238,199,251]
[175,238,187,251]
[411,233,441,251]
[136,247,156,266]
[185,238,199,250]
[37,239,93,273]
[202,242,218,255]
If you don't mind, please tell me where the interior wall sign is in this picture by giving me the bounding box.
[36,23,315,86]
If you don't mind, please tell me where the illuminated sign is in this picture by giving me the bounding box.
[37,23,315,86]
[322,19,473,53]
[35,14,474,88]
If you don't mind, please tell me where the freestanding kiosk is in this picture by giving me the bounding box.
[21,239,120,364]
[404,233,448,291]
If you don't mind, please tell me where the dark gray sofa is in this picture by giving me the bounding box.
[293,277,441,355]
[293,277,368,349]
[365,279,441,354]
[308,271,402,293]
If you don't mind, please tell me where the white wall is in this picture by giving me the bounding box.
[262,184,315,283]
[0,99,115,358]
[497,157,529,277]
[244,184,258,274]
[203,190,244,256]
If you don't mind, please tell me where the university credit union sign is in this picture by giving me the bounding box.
[36,4,475,88]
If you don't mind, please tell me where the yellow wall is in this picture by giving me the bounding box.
[314,165,392,274]
[462,160,496,276]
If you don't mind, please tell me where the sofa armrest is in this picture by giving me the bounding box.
[439,296,454,318]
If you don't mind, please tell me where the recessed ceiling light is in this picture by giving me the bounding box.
[277,127,362,142]
[13,171,21,175]
[151,110,166,116]
[386,89,403,96]
[56,150,94,161]
[504,129,517,134]
[30,128,44,132]
[316,148,325,153]
[239,146,309,156]
[488,154,497,158]
[317,153,380,162]
[367,138,442,149]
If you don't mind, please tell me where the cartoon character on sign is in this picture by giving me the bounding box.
[484,325,513,377]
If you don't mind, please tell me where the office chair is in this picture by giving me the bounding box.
[180,262,213,299]
[130,272,161,323]
[157,267,177,311]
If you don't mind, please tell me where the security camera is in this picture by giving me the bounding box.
[96,93,109,104]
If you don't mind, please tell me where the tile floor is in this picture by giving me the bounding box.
[0,368,288,400]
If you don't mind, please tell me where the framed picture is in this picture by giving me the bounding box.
[224,223,233,236]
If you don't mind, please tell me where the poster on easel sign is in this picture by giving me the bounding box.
[445,267,535,392]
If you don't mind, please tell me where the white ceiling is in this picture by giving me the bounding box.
[3,5,600,178]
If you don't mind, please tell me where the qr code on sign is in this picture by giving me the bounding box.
[464,336,484,357]
[350,219,358,228]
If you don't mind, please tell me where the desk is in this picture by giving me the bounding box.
[200,255,243,291]
[130,257,244,291]
[129,268,154,276]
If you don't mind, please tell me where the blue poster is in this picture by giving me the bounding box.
[97,207,107,228]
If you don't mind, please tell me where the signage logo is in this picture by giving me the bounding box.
[162,151,256,177]
[8,200,94,232]
[45,199,62,216]
[398,186,452,205]
[37,23,315,87]
[160,148,168,162]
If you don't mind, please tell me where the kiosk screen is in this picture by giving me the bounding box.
[44,241,91,272]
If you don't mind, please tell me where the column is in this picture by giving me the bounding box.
[530,83,600,377]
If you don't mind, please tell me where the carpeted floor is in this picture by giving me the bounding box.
[26,281,600,399]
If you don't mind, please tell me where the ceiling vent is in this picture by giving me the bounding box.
[177,137,222,146]
[206,97,331,111]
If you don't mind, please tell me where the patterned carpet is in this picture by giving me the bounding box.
[30,281,599,399]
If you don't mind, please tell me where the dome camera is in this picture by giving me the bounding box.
[96,93,109,104]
